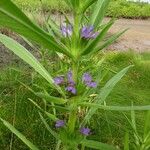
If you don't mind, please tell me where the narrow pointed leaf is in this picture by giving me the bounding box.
[82,65,133,125]
[79,103,150,111]
[90,0,110,28]
[0,34,64,96]
[82,19,114,55]
[0,0,72,57]
[81,0,97,13]
[35,92,67,104]
[144,111,150,138]
[28,98,58,121]
[124,132,129,150]
[39,113,59,139]
[81,139,117,150]
[94,29,128,54]
[0,118,39,150]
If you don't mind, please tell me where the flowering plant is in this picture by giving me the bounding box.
[0,0,150,150]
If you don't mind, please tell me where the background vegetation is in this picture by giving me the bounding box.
[0,51,150,149]
[13,0,150,19]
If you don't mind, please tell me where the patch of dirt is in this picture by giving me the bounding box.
[107,18,150,52]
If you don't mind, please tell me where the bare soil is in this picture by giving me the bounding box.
[107,18,150,52]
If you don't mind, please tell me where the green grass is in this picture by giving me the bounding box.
[12,0,150,19]
[0,51,150,149]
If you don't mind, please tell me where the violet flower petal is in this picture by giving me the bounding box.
[61,25,73,37]
[82,73,92,83]
[54,76,64,85]
[55,120,65,128]
[80,127,91,136]
[86,81,97,88]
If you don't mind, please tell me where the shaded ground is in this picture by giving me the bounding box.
[0,17,150,68]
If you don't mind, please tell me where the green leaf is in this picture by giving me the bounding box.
[94,29,128,54]
[35,92,67,104]
[82,65,133,125]
[124,131,129,150]
[79,103,150,111]
[0,34,64,96]
[0,118,40,150]
[0,0,72,58]
[39,113,59,140]
[80,0,97,13]
[28,98,58,121]
[82,19,114,55]
[89,0,110,28]
[144,111,150,138]
[47,18,61,36]
[81,139,117,150]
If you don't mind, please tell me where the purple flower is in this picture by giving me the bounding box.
[65,71,76,94]
[82,73,92,83]
[81,26,99,39]
[61,24,72,37]
[55,120,65,128]
[54,76,64,85]
[80,127,91,136]
[82,72,97,88]
[86,81,97,88]
[67,71,74,83]
[65,85,76,94]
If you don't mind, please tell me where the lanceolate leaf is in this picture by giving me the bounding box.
[80,0,97,13]
[82,65,133,125]
[0,34,64,96]
[0,118,40,150]
[81,139,117,150]
[89,0,110,28]
[144,111,150,138]
[82,19,114,55]
[35,92,67,104]
[0,0,72,58]
[28,98,58,121]
[124,132,129,150]
[79,103,150,111]
[39,113,59,140]
[93,29,128,54]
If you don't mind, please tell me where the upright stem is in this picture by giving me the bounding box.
[67,10,80,147]
[72,12,80,59]
[67,57,78,135]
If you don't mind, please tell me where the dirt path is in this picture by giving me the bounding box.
[107,18,150,52]
[0,18,150,68]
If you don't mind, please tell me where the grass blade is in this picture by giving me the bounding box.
[35,92,67,104]
[0,0,72,57]
[82,65,133,125]
[81,139,117,150]
[82,19,114,55]
[79,103,150,111]
[124,131,129,150]
[39,113,59,140]
[0,34,64,96]
[0,118,40,150]
[90,0,110,28]
[94,29,128,54]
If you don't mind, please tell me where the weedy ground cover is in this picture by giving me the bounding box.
[0,0,150,149]
[13,0,150,19]
[0,51,150,149]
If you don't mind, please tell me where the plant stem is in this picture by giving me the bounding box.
[81,144,85,150]
[72,61,78,83]
[55,140,61,150]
